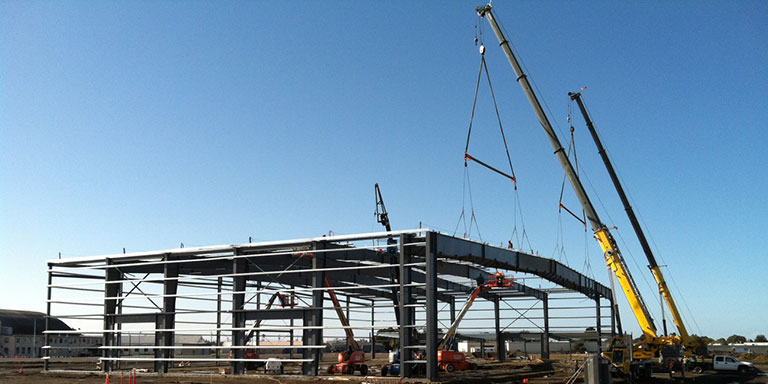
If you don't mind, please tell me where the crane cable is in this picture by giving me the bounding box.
[458,27,531,248]
[453,165,483,241]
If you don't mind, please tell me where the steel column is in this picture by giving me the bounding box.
[155,255,178,373]
[303,241,325,375]
[450,297,456,324]
[542,294,550,358]
[102,260,121,372]
[425,232,439,380]
[290,284,295,359]
[494,297,506,361]
[216,277,222,362]
[399,233,414,378]
[231,254,247,374]
[44,265,52,371]
[370,299,376,359]
[595,295,602,354]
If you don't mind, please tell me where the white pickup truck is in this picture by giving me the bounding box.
[689,355,754,374]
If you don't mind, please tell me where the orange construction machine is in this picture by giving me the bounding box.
[437,272,513,372]
[325,276,369,376]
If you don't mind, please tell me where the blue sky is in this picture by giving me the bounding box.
[1,1,766,340]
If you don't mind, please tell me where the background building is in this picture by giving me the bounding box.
[0,309,100,357]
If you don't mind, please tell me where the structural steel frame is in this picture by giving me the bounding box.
[45,229,614,380]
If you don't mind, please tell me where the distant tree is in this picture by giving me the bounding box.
[690,334,714,345]
[715,338,728,345]
[726,334,747,344]
[755,334,767,342]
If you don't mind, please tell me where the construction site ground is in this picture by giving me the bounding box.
[1,354,766,384]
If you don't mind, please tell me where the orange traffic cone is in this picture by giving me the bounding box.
[18,366,23,374]
[105,372,110,384]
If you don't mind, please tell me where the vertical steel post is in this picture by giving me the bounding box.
[115,277,123,370]
[542,294,550,358]
[494,297,506,361]
[216,277,222,363]
[399,233,414,378]
[290,284,295,359]
[304,241,325,376]
[595,295,602,354]
[103,260,120,372]
[425,232,439,380]
[450,298,456,325]
[255,280,261,346]
[370,299,376,359]
[231,252,247,374]
[158,255,178,373]
[44,265,52,371]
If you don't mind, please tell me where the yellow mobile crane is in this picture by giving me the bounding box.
[476,4,684,377]
[568,91,707,359]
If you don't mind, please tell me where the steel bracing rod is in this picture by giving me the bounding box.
[569,91,691,343]
[43,324,406,334]
[47,259,426,288]
[477,3,657,341]
[48,228,430,265]
[47,246,426,288]
[48,301,410,318]
[49,239,427,272]
[94,345,327,350]
[48,281,424,303]
[98,357,315,363]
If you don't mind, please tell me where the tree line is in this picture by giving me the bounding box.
[690,334,767,345]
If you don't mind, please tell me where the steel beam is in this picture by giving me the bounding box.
[434,234,611,299]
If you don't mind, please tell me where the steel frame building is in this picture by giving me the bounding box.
[45,229,615,380]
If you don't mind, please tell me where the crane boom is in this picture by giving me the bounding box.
[325,276,360,351]
[437,272,513,351]
[569,92,700,352]
[244,292,294,344]
[374,183,401,325]
[476,4,659,345]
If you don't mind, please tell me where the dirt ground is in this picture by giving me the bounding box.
[1,355,766,384]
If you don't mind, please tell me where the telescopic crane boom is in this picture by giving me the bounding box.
[374,183,401,325]
[437,272,513,351]
[476,3,658,346]
[568,92,705,355]
[325,276,360,352]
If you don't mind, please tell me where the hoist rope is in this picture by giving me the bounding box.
[464,54,518,187]
[453,166,483,241]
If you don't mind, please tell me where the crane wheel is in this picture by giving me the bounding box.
[381,366,389,376]
[445,363,455,373]
[360,364,368,376]
[345,364,355,375]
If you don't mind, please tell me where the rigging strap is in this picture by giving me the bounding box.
[464,52,518,189]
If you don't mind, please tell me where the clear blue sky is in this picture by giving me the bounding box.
[1,1,766,340]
